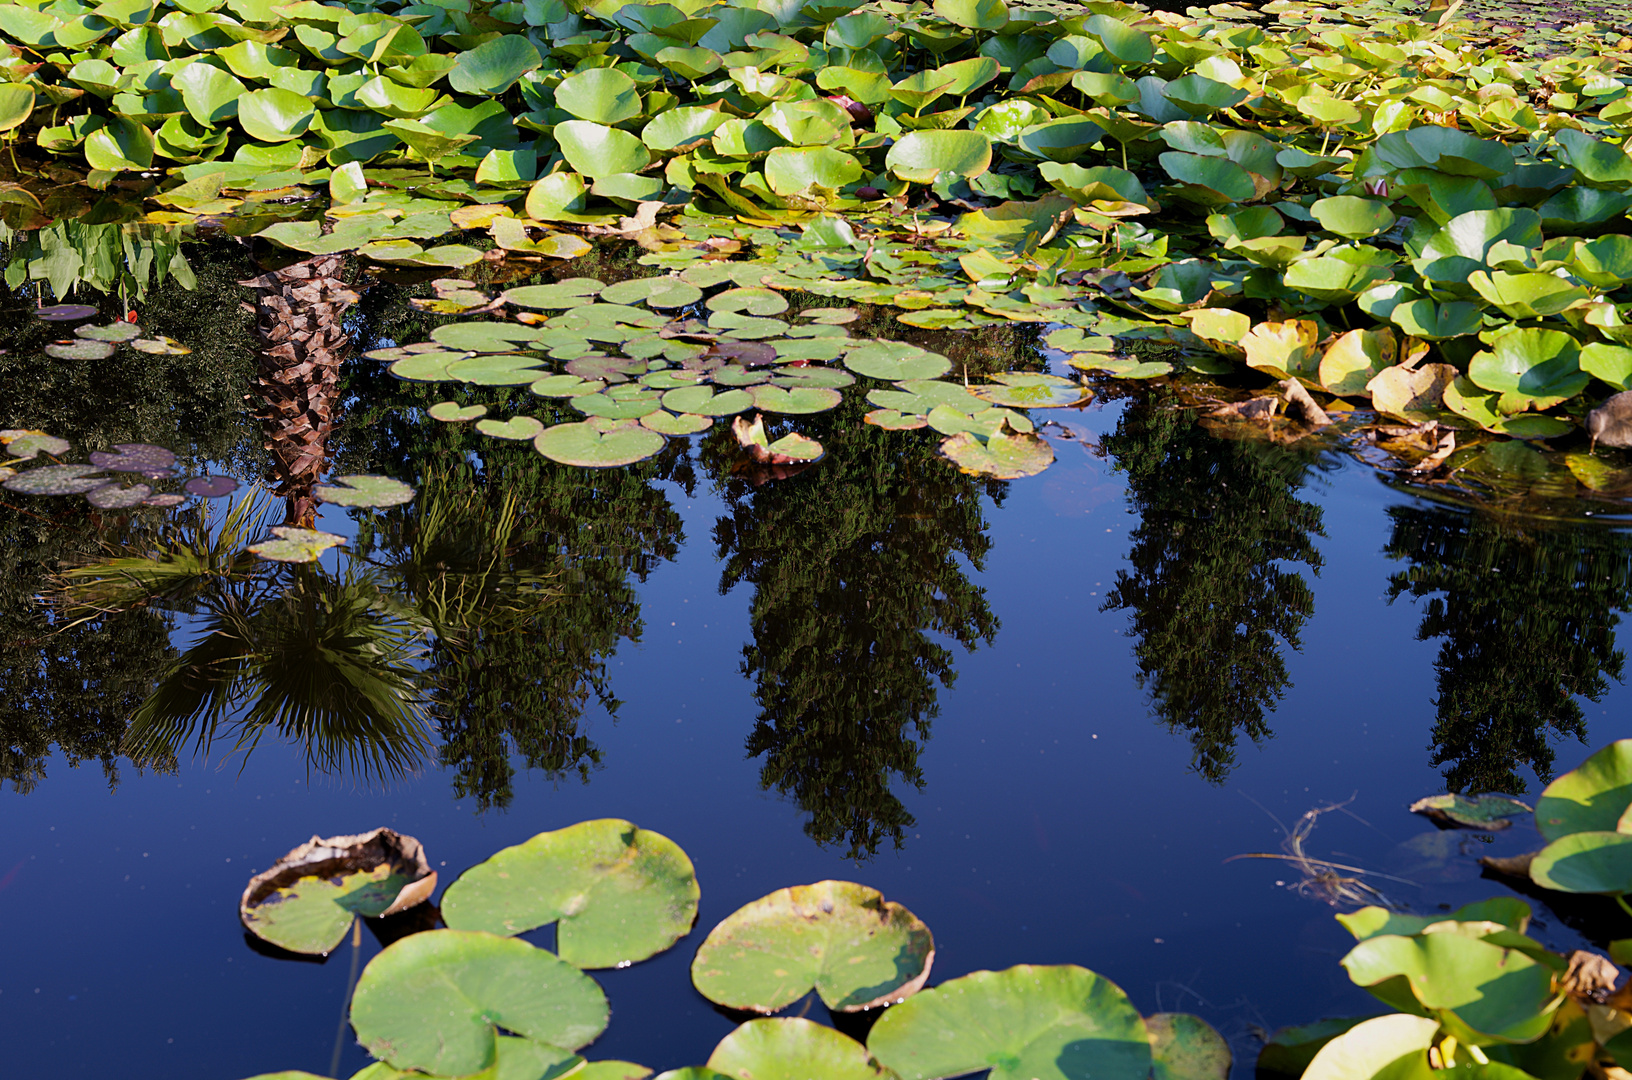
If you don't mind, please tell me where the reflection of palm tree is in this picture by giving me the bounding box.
[1100,392,1326,782]
[1384,506,1632,794]
[707,401,1001,859]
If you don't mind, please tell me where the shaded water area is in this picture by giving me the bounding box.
[5,239,1632,1078]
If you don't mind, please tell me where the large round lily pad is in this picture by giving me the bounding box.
[432,321,545,353]
[441,818,699,969]
[868,965,1153,1080]
[446,354,548,385]
[708,1018,892,1080]
[314,475,416,508]
[3,463,110,495]
[601,277,703,309]
[940,430,1053,479]
[663,386,756,416]
[350,929,609,1076]
[89,443,176,474]
[536,422,666,467]
[1148,1013,1230,1080]
[691,880,933,1013]
[1530,831,1632,894]
[249,527,346,563]
[845,343,953,381]
[1340,931,1555,1042]
[240,829,436,956]
[1535,740,1632,840]
[970,374,1089,408]
[748,384,842,414]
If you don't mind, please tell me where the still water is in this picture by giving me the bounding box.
[2,247,1630,1079]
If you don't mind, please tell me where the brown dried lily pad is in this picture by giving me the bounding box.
[240,828,436,956]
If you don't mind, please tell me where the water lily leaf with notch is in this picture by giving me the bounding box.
[865,410,929,430]
[3,464,110,495]
[0,84,34,133]
[556,67,641,125]
[572,389,664,419]
[1468,272,1590,320]
[971,373,1088,408]
[773,365,853,389]
[643,412,713,435]
[846,342,953,381]
[477,416,547,441]
[535,420,666,467]
[380,119,476,164]
[47,339,116,361]
[1534,740,1632,841]
[869,964,1150,1080]
[85,483,153,509]
[33,305,99,322]
[1413,209,1542,283]
[433,322,545,352]
[1281,256,1391,304]
[933,0,1008,30]
[1130,259,1218,313]
[1311,197,1395,240]
[442,818,698,969]
[76,321,142,343]
[1299,1015,1440,1080]
[692,880,933,1013]
[240,829,436,956]
[1553,129,1632,186]
[238,87,315,142]
[642,107,731,152]
[1319,328,1396,397]
[708,1018,890,1080]
[556,121,651,179]
[956,196,1074,254]
[448,34,541,95]
[868,379,985,415]
[314,475,415,508]
[601,277,703,308]
[1161,74,1245,116]
[1148,1014,1231,1080]
[350,930,608,1076]
[504,279,605,309]
[1467,327,1589,409]
[748,384,841,414]
[446,354,548,386]
[1409,794,1532,832]
[428,401,487,422]
[532,375,607,398]
[1582,344,1632,391]
[708,288,787,316]
[1389,298,1482,341]
[90,443,176,474]
[764,147,863,197]
[940,429,1052,479]
[248,527,346,563]
[173,63,246,125]
[1340,932,1558,1043]
[1530,832,1632,895]
[886,130,992,184]
[1,430,69,460]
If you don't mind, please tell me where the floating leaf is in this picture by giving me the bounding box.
[1531,832,1632,894]
[663,385,756,416]
[131,336,193,355]
[1341,933,1556,1042]
[34,304,99,322]
[970,374,1088,409]
[869,965,1150,1080]
[1299,1015,1440,1080]
[350,930,609,1076]
[535,421,666,467]
[75,321,141,343]
[1409,794,1532,832]
[3,463,109,495]
[428,401,488,422]
[477,416,547,441]
[314,475,416,508]
[1,430,69,460]
[442,819,698,969]
[601,277,703,309]
[240,829,436,957]
[249,527,346,563]
[845,343,953,381]
[707,1019,890,1080]
[446,354,549,386]
[691,881,932,1013]
[46,340,115,361]
[1535,740,1632,841]
[748,384,842,414]
[447,34,542,95]
[886,130,992,184]
[643,412,713,436]
[184,476,239,498]
[939,430,1053,480]
[89,443,176,474]
[1148,1014,1231,1080]
[86,482,153,509]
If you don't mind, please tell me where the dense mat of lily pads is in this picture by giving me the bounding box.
[13,0,1632,472]
[226,740,1632,1080]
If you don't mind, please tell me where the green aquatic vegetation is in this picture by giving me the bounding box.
[1408,793,1532,831]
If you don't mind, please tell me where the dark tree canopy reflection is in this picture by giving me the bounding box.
[1100,393,1327,782]
[708,400,1002,859]
[1385,505,1632,794]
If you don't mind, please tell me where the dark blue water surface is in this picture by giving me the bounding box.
[3,258,1631,1080]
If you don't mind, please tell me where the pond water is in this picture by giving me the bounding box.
[3,243,1631,1079]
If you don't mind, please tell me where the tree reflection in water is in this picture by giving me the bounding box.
[707,399,1002,859]
[1384,504,1632,794]
[1099,392,1328,782]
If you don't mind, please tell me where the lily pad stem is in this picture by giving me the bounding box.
[328,919,363,1078]
[1616,892,1632,921]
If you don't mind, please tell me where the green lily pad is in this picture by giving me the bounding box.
[1467,327,1589,407]
[428,401,488,422]
[867,380,984,415]
[865,410,929,430]
[240,829,436,956]
[707,288,788,316]
[238,87,315,142]
[314,475,416,508]
[75,321,142,343]
[477,416,547,441]
[1,430,69,460]
[556,67,641,125]
[3,463,109,495]
[535,421,666,467]
[939,430,1053,479]
[432,322,545,353]
[1535,740,1632,840]
[869,965,1151,1080]
[773,365,853,389]
[1311,196,1395,240]
[447,34,541,95]
[1148,1014,1231,1080]
[350,930,609,1076]
[446,354,549,386]
[692,881,933,1013]
[1408,794,1533,832]
[662,385,756,416]
[748,384,841,414]
[555,120,652,179]
[886,130,992,184]
[249,527,346,563]
[532,375,608,398]
[441,819,698,969]
[845,343,953,381]
[1340,932,1556,1042]
[390,354,463,382]
[643,412,713,435]
[46,339,116,361]
[1300,1015,1440,1080]
[601,277,704,309]
[503,279,606,309]
[572,388,664,419]
[970,375,1088,408]
[1531,832,1632,894]
[707,1019,890,1080]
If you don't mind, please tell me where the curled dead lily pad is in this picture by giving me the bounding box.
[1409,793,1532,832]
[240,828,437,956]
[691,880,934,1014]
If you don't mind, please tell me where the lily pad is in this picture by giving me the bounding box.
[89,443,176,474]
[601,278,703,309]
[692,881,933,1014]
[504,280,606,309]
[46,339,116,361]
[748,385,842,414]
[441,819,698,969]
[845,343,953,381]
[1408,794,1532,832]
[185,476,240,498]
[1531,832,1632,894]
[1535,741,1632,841]
[970,375,1088,408]
[535,422,666,467]
[3,464,110,495]
[428,401,488,422]
[249,527,346,563]
[85,482,153,509]
[1148,1014,1230,1080]
[477,416,547,441]
[642,412,713,436]
[75,321,142,343]
[869,965,1151,1080]
[1340,932,1556,1042]
[446,354,549,386]
[350,929,609,1076]
[939,430,1054,479]
[240,829,436,956]
[314,475,416,508]
[1,430,69,460]
[707,1018,890,1080]
[34,304,99,322]
[663,386,756,416]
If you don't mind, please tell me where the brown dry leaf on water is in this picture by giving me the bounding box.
[1558,951,1620,1001]
[1280,379,1331,427]
[240,828,436,955]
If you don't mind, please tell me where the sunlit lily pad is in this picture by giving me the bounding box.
[970,374,1089,409]
[869,965,1151,1080]
[707,1018,891,1080]
[642,412,713,436]
[3,463,110,495]
[940,430,1053,479]
[89,443,176,475]
[428,401,488,422]
[184,476,240,498]
[445,354,549,385]
[477,416,547,441]
[314,475,416,508]
[1409,794,1532,832]
[441,818,698,969]
[240,829,436,956]
[1535,741,1632,841]
[1148,1013,1230,1080]
[535,421,666,467]
[86,482,153,509]
[845,343,953,381]
[249,527,346,563]
[601,277,703,309]
[75,321,142,343]
[748,384,842,414]
[1,429,69,460]
[46,339,115,360]
[663,386,756,416]
[691,881,933,1013]
[350,929,608,1076]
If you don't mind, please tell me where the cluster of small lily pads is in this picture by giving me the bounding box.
[237,818,1234,1080]
[13,0,1632,461]
[387,271,1077,477]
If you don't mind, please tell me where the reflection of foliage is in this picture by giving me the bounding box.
[1384,507,1632,794]
[1100,393,1327,782]
[708,398,1002,859]
[1,221,198,304]
[0,242,254,793]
